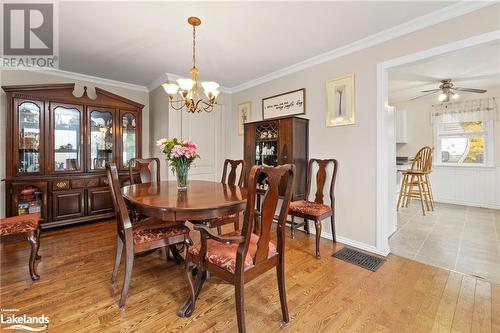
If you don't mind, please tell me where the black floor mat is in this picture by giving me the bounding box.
[332,247,385,272]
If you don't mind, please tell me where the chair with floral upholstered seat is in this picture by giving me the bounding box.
[107,162,191,308]
[178,164,295,333]
[288,158,338,258]
[191,159,245,235]
[0,213,41,280]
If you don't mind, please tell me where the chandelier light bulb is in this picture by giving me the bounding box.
[438,93,447,102]
[162,83,179,95]
[452,92,459,99]
[177,78,195,91]
[202,81,220,99]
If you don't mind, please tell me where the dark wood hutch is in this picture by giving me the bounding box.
[2,84,143,229]
[243,116,308,200]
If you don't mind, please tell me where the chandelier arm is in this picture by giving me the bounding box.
[201,101,215,113]
[169,99,188,111]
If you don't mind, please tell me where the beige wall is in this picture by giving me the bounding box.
[0,70,150,217]
[394,87,500,166]
[230,5,500,247]
[149,86,170,179]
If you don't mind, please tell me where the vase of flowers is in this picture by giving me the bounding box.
[157,138,199,191]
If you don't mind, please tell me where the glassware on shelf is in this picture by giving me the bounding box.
[54,106,81,171]
[254,141,278,167]
[90,111,113,170]
[18,102,41,173]
[122,113,137,168]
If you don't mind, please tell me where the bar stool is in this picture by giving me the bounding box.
[397,146,435,215]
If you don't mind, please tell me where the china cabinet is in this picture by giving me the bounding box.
[2,84,143,229]
[243,116,308,200]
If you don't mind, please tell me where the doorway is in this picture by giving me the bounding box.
[376,31,500,282]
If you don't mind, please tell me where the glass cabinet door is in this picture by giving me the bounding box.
[53,105,82,172]
[121,112,137,168]
[17,101,43,174]
[89,110,114,170]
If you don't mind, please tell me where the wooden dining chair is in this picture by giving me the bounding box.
[129,157,161,185]
[192,159,245,235]
[288,159,338,258]
[179,164,295,333]
[0,214,41,280]
[397,146,434,215]
[107,162,190,308]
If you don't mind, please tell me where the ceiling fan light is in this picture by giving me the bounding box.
[177,78,195,91]
[438,93,447,102]
[162,83,179,95]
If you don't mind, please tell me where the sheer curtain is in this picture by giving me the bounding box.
[431,97,497,123]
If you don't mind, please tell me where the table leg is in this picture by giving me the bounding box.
[170,244,184,264]
[178,268,206,317]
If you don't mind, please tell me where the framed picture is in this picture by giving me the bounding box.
[262,88,305,120]
[326,74,355,127]
[237,101,252,136]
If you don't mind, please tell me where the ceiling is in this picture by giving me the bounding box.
[389,41,500,103]
[58,1,460,89]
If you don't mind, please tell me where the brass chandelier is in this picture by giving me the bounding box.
[162,17,220,113]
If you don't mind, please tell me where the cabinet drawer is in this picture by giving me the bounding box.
[87,187,114,215]
[52,180,70,191]
[52,189,85,221]
[71,178,99,189]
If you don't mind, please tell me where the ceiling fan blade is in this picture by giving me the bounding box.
[454,87,487,93]
[410,91,439,100]
[420,88,441,93]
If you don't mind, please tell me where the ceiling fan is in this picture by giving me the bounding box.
[411,79,487,102]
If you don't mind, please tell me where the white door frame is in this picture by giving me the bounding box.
[375,30,500,254]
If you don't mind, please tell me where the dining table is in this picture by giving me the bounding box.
[122,179,247,226]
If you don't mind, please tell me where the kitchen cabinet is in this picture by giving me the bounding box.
[395,109,408,143]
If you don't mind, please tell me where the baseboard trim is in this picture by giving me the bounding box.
[301,225,390,257]
[434,198,500,210]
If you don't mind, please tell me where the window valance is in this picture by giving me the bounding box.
[431,97,497,123]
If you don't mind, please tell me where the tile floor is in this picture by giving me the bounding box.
[389,201,500,284]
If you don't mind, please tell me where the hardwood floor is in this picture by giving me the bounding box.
[1,220,498,333]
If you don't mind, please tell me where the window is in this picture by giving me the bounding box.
[434,120,493,166]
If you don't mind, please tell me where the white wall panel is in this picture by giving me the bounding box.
[430,166,500,209]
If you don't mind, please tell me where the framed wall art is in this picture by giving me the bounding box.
[262,88,305,120]
[326,74,355,127]
[237,101,252,135]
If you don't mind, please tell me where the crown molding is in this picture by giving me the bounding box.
[229,1,495,94]
[35,1,493,96]
[147,72,232,94]
[36,68,148,92]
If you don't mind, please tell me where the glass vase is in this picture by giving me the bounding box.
[175,164,188,191]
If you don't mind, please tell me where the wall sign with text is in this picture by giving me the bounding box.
[262,88,305,120]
